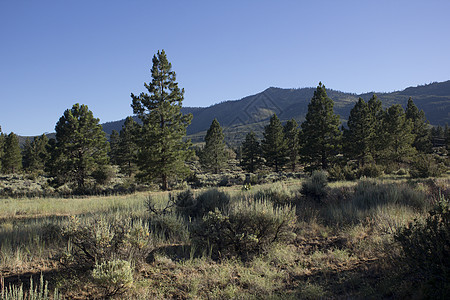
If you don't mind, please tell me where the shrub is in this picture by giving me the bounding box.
[191,199,296,260]
[357,164,382,178]
[177,188,230,220]
[148,213,189,243]
[301,170,328,201]
[254,182,296,207]
[92,259,133,298]
[327,164,345,181]
[410,154,446,178]
[395,197,450,297]
[62,216,152,268]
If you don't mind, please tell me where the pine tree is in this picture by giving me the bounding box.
[108,130,120,165]
[300,83,342,170]
[405,97,432,153]
[22,134,49,173]
[2,132,22,173]
[261,114,288,172]
[131,50,192,190]
[241,131,262,173]
[117,117,139,177]
[53,103,109,189]
[343,98,376,166]
[367,94,385,162]
[200,118,227,174]
[0,127,5,171]
[283,119,300,171]
[381,104,416,164]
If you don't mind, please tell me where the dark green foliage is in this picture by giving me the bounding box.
[53,103,109,190]
[410,154,446,178]
[240,131,262,173]
[381,104,416,165]
[191,200,296,260]
[0,128,4,171]
[91,165,115,185]
[181,188,230,220]
[108,130,120,165]
[395,198,450,298]
[283,119,300,171]
[261,114,288,172]
[131,50,192,190]
[301,170,328,201]
[300,83,342,170]
[405,97,432,153]
[200,119,227,174]
[357,163,383,178]
[343,98,376,166]
[2,132,22,173]
[22,134,49,173]
[117,117,139,177]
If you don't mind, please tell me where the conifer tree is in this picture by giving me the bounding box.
[117,117,139,177]
[131,50,192,190]
[299,83,342,170]
[343,98,376,166]
[2,132,22,173]
[405,97,432,153]
[22,134,49,173]
[200,118,227,174]
[0,127,4,171]
[283,119,300,171]
[108,130,120,165]
[381,104,416,164]
[241,131,262,173]
[262,114,288,172]
[53,103,109,189]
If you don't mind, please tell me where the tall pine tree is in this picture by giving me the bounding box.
[108,130,120,165]
[343,98,376,166]
[0,127,4,171]
[405,97,432,153]
[117,117,139,177]
[381,104,416,164]
[261,114,288,172]
[200,119,227,174]
[366,94,385,163]
[283,119,300,171]
[241,131,262,173]
[300,83,342,170]
[2,132,22,173]
[53,103,109,189]
[22,134,49,173]
[131,50,192,190]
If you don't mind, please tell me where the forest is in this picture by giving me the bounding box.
[0,50,449,299]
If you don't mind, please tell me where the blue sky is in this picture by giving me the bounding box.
[1,0,449,135]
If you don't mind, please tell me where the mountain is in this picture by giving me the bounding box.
[101,80,450,146]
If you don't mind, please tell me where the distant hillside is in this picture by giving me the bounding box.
[102,80,450,146]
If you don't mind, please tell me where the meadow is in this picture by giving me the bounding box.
[0,174,449,299]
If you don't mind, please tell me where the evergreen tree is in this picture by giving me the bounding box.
[108,130,120,165]
[117,117,139,177]
[261,114,288,172]
[343,98,376,166]
[241,131,262,173]
[2,132,22,173]
[200,118,227,174]
[22,134,49,173]
[381,104,416,164]
[299,83,342,170]
[0,127,5,171]
[53,103,109,189]
[367,94,385,162]
[283,119,300,171]
[405,97,432,153]
[131,50,192,190]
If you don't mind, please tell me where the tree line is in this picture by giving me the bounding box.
[0,52,449,192]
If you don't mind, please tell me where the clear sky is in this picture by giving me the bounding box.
[1,0,449,136]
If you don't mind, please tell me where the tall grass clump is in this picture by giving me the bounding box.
[0,274,61,300]
[191,198,296,260]
[254,182,297,207]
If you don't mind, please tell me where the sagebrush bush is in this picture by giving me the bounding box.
[301,170,328,201]
[148,213,189,242]
[358,164,382,178]
[179,188,230,220]
[254,182,296,207]
[395,197,450,298]
[92,259,134,298]
[191,199,296,260]
[410,154,446,178]
[62,216,152,268]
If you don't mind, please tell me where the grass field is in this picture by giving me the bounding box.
[0,174,449,299]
